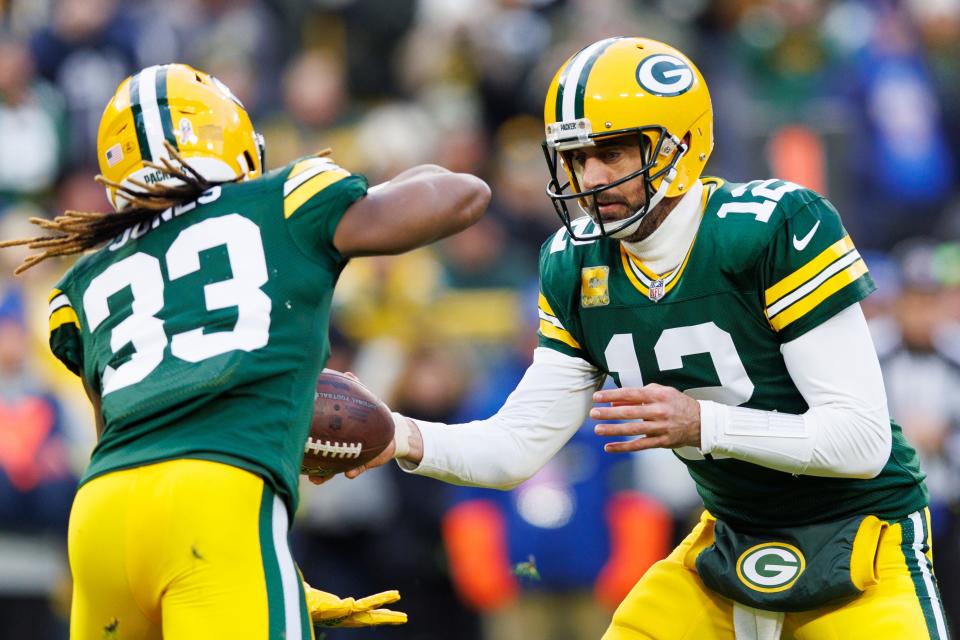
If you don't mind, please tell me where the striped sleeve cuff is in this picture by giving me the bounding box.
[764,236,869,332]
[48,289,80,334]
[283,157,351,219]
[537,292,581,350]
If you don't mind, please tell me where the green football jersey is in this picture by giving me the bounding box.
[47,156,367,511]
[538,177,927,528]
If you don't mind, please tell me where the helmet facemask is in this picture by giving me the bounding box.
[543,125,688,241]
[541,37,713,241]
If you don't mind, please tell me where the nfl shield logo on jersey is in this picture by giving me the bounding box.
[581,266,610,307]
[649,279,665,302]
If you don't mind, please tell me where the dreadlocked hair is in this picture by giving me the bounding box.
[0,141,236,275]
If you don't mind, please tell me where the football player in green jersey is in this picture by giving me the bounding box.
[341,38,951,639]
[0,63,490,639]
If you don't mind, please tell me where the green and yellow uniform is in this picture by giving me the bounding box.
[51,156,366,639]
[537,178,949,638]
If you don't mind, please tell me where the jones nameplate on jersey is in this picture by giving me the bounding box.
[581,266,610,307]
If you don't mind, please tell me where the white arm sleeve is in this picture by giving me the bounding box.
[398,347,604,489]
[699,303,892,478]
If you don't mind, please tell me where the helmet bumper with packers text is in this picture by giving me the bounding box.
[97,63,265,211]
[543,37,713,240]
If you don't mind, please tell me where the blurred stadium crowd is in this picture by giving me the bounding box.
[1,0,959,638]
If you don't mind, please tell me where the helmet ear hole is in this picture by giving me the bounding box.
[243,149,255,175]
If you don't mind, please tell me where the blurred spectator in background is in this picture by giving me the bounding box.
[29,0,139,166]
[0,286,77,640]
[880,240,960,516]
[0,35,66,204]
[877,238,960,632]
[843,3,956,248]
[486,116,561,261]
[172,0,284,118]
[261,48,357,168]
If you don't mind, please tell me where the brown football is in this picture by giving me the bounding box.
[301,370,395,477]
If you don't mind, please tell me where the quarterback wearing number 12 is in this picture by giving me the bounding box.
[355,38,950,638]
[1,64,489,638]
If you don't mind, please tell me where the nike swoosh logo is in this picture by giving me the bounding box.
[792,220,820,251]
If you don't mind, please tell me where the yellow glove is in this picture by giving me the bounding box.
[304,583,408,628]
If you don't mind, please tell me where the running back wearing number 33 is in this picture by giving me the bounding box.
[1,63,489,639]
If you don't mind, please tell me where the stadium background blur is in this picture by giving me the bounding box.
[1,0,959,638]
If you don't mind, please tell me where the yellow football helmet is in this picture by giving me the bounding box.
[543,37,714,239]
[97,63,264,211]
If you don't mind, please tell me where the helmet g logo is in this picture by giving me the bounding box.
[736,543,806,593]
[636,54,694,97]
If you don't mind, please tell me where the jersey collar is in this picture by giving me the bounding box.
[619,179,713,302]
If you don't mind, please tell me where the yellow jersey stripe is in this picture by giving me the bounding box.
[48,288,62,304]
[287,156,340,180]
[284,169,350,219]
[620,246,650,297]
[767,250,861,317]
[621,246,679,283]
[701,176,726,189]
[631,256,661,281]
[49,306,80,333]
[539,319,581,349]
[765,236,855,306]
[538,292,557,317]
[619,223,700,298]
[768,258,868,331]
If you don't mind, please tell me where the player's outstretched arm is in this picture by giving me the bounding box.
[333,166,490,258]
[309,349,604,489]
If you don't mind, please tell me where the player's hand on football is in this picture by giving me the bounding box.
[590,383,701,451]
[342,413,422,479]
[306,411,422,485]
[304,582,407,627]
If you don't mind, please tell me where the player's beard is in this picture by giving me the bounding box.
[591,193,655,243]
[611,191,682,243]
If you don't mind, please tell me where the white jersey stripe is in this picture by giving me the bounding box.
[766,250,861,318]
[538,309,565,329]
[48,294,71,315]
[284,160,338,197]
[909,511,948,639]
[272,496,302,640]
[625,256,680,288]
